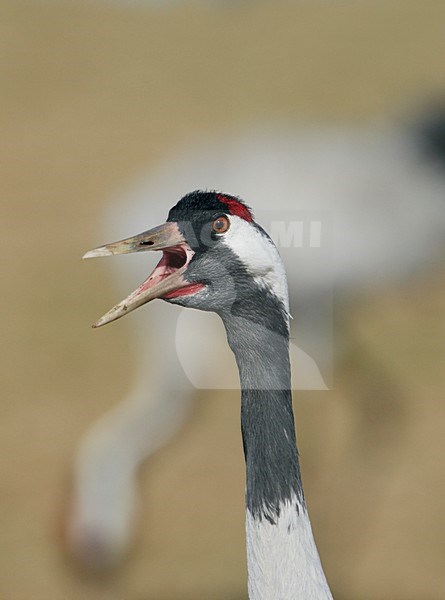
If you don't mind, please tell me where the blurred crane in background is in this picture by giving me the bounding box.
[67,109,445,569]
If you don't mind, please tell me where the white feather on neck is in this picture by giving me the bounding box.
[245,495,332,600]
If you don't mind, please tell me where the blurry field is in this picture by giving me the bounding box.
[1,1,445,599]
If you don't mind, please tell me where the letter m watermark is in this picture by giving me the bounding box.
[271,220,322,248]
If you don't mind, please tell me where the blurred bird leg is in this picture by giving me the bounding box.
[67,299,194,568]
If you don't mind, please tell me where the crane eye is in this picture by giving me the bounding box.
[212,215,230,234]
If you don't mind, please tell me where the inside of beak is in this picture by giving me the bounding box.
[83,222,203,327]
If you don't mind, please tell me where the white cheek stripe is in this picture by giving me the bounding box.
[221,215,290,314]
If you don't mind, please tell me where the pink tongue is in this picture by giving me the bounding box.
[137,274,165,294]
[133,256,171,297]
[129,249,204,300]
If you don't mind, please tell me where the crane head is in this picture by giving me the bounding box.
[84,190,288,328]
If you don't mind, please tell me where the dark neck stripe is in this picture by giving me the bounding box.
[242,388,304,523]
[221,284,304,524]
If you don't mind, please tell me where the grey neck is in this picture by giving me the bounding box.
[220,305,333,600]
[221,309,304,522]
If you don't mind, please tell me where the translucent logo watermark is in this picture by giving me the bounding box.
[173,209,333,391]
[270,220,322,248]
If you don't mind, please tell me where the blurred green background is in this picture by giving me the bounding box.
[1,1,445,599]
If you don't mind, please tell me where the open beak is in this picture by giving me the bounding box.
[83,222,201,328]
